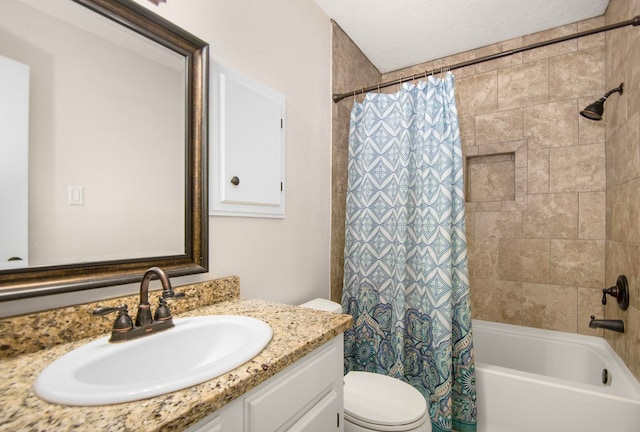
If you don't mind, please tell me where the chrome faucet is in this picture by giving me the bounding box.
[589,315,624,333]
[93,267,184,342]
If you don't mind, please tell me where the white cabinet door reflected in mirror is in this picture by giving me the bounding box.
[211,62,285,218]
[0,55,29,270]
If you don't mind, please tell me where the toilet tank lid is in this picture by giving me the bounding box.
[299,298,342,313]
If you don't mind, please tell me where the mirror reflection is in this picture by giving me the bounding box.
[0,0,208,297]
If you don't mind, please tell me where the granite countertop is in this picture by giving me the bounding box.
[0,296,352,432]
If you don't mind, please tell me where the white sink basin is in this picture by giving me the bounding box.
[34,315,272,406]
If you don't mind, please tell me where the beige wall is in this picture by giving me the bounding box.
[604,0,640,379]
[131,0,333,306]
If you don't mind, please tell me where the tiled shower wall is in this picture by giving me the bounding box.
[382,17,609,337]
[332,17,608,334]
[331,6,640,379]
[604,0,640,379]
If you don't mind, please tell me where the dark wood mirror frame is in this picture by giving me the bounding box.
[0,0,209,301]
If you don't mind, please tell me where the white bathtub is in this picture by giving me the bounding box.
[472,319,640,432]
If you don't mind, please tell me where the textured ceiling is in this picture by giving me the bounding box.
[314,0,610,73]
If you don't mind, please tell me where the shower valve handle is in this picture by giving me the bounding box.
[601,275,630,310]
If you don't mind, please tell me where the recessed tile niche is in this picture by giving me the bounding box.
[466,153,516,202]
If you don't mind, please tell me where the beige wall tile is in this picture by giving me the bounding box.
[381,61,434,83]
[579,192,606,240]
[527,149,549,194]
[477,140,525,157]
[608,178,640,244]
[629,42,640,118]
[434,50,477,78]
[459,116,476,147]
[549,143,606,192]
[606,112,640,188]
[455,71,498,116]
[467,159,515,202]
[524,99,578,149]
[476,108,523,145]
[468,237,499,280]
[550,239,604,288]
[522,283,578,332]
[475,211,522,239]
[498,60,549,110]
[577,17,606,51]
[549,47,605,101]
[474,37,523,74]
[470,278,523,325]
[465,209,475,239]
[498,239,550,283]
[522,23,577,63]
[523,193,578,239]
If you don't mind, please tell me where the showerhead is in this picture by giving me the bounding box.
[580,83,624,121]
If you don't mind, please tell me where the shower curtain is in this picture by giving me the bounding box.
[342,73,476,432]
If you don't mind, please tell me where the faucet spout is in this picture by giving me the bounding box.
[139,267,172,304]
[136,267,173,326]
[589,315,624,333]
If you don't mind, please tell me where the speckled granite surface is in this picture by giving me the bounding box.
[0,278,352,432]
[0,277,240,359]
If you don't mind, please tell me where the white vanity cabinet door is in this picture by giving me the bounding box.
[184,336,344,432]
[244,336,343,431]
[286,389,340,432]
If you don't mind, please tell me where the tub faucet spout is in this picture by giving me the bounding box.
[589,315,624,333]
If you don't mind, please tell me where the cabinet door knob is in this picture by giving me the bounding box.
[230,176,240,186]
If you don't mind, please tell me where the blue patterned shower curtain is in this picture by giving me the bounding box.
[342,73,476,432]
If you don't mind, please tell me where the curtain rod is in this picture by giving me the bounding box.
[332,15,640,103]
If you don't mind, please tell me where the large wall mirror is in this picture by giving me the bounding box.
[0,0,208,301]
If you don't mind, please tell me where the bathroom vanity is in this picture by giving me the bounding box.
[0,278,352,431]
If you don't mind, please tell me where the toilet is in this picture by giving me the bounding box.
[300,299,431,432]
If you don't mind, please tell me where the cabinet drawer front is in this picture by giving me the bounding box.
[244,343,338,431]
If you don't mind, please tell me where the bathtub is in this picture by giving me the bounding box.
[472,319,640,432]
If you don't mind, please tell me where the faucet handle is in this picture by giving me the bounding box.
[601,275,630,310]
[154,290,184,321]
[93,304,134,331]
[93,304,128,316]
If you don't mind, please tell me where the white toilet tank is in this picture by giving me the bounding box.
[299,298,343,314]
